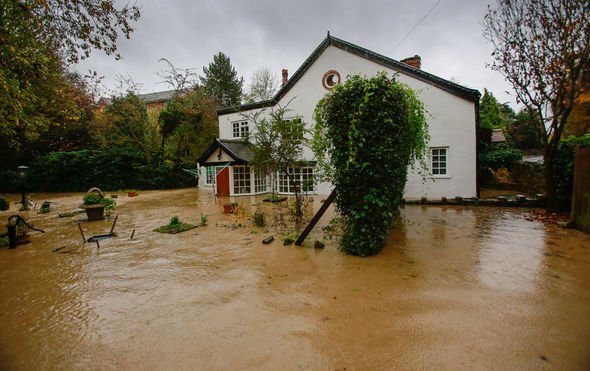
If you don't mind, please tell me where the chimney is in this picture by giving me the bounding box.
[282,69,288,87]
[401,55,421,69]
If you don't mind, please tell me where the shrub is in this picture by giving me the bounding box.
[252,212,265,227]
[0,144,195,193]
[479,149,523,171]
[200,213,208,226]
[313,73,428,256]
[551,135,590,210]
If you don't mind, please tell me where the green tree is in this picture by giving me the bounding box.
[246,103,309,224]
[159,89,218,164]
[313,73,428,256]
[102,94,152,157]
[200,52,244,107]
[484,0,590,209]
[0,0,140,168]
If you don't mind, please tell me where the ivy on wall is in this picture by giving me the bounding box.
[313,73,429,256]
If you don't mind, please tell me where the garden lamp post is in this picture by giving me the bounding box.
[17,165,29,211]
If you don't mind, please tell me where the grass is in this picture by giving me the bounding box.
[154,216,197,234]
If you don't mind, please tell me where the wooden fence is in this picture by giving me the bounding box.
[571,147,590,233]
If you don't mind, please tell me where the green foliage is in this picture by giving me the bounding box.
[247,104,309,222]
[552,134,590,210]
[0,0,140,169]
[479,149,523,171]
[507,109,542,150]
[83,194,102,205]
[0,198,8,211]
[0,144,194,193]
[200,52,244,107]
[154,216,196,234]
[200,213,208,226]
[252,212,265,227]
[480,89,510,129]
[157,89,217,163]
[313,73,428,256]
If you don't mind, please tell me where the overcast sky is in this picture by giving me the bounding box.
[76,0,517,108]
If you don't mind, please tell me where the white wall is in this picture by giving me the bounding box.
[217,45,477,199]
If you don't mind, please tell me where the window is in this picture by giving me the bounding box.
[431,148,447,175]
[233,166,251,194]
[281,118,304,140]
[278,167,314,193]
[232,121,249,138]
[322,70,341,90]
[254,171,267,193]
[205,166,215,185]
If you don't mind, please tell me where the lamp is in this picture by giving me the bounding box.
[17,165,29,211]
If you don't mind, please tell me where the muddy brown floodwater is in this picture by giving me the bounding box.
[1,188,590,370]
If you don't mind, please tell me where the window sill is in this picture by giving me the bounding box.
[428,175,452,179]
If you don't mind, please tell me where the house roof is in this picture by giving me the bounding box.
[491,128,506,143]
[137,89,176,104]
[197,138,253,165]
[218,33,481,115]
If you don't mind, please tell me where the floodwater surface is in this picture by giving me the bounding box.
[0,189,589,370]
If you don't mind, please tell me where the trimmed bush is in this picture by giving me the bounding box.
[479,149,523,171]
[0,144,195,192]
[314,73,428,256]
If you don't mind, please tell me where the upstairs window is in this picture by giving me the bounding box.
[233,121,249,138]
[431,148,447,176]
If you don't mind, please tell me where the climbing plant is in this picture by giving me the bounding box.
[313,73,428,256]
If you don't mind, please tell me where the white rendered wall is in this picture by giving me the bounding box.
[216,45,477,199]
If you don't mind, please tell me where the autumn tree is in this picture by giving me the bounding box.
[0,0,140,168]
[200,52,244,107]
[483,0,590,208]
[244,67,279,103]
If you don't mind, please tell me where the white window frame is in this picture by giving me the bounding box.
[205,166,215,185]
[277,167,315,194]
[430,147,449,178]
[232,166,251,194]
[232,120,249,139]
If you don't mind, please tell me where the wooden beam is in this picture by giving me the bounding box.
[295,189,336,246]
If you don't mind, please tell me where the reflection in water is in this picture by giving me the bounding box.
[1,189,590,370]
[476,211,546,291]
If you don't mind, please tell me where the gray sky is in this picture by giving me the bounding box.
[76,0,517,108]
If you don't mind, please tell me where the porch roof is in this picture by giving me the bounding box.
[197,138,253,165]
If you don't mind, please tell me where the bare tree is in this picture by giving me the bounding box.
[483,0,590,209]
[112,73,143,96]
[245,67,279,103]
[156,58,199,94]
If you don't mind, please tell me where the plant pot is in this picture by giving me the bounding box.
[223,204,234,214]
[81,204,105,221]
[128,192,137,197]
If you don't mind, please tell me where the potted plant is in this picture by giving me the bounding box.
[79,188,116,221]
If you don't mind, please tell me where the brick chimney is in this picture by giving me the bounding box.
[401,55,421,69]
[282,69,288,86]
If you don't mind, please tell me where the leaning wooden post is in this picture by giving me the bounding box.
[295,189,336,246]
[78,223,86,243]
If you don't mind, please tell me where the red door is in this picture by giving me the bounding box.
[216,167,230,196]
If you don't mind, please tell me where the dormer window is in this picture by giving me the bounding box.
[232,120,249,138]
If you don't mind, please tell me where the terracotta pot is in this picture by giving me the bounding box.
[223,204,234,214]
[83,205,105,221]
[128,192,137,197]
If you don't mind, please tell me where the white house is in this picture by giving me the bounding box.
[197,34,481,199]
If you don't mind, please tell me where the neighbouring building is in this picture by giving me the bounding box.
[197,33,481,199]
